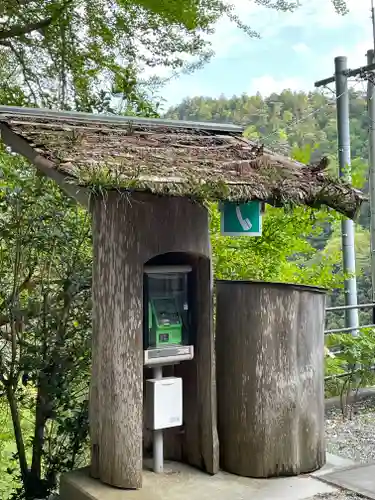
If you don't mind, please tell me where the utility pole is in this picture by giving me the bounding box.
[371,0,375,52]
[315,57,359,335]
[367,49,375,322]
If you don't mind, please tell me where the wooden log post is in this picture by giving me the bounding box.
[90,192,218,489]
[216,280,326,478]
[90,194,143,489]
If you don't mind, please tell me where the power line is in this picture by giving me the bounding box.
[259,94,343,146]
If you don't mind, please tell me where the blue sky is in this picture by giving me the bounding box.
[151,0,373,109]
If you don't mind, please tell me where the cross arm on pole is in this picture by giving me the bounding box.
[315,75,335,88]
[314,62,375,88]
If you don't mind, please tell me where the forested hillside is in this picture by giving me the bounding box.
[165,89,368,161]
[166,89,372,325]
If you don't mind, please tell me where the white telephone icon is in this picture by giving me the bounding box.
[236,205,252,231]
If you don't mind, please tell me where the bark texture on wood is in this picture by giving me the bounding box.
[216,280,326,478]
[90,192,218,489]
[191,257,219,474]
[91,194,143,489]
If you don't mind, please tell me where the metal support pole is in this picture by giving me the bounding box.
[372,0,375,54]
[152,365,163,473]
[335,56,359,335]
[367,49,375,324]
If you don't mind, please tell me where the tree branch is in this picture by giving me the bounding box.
[0,18,53,41]
[30,386,49,482]
[0,0,74,42]
[0,277,91,341]
[6,385,29,485]
[1,41,39,103]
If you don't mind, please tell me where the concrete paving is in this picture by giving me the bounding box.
[311,453,356,477]
[60,461,338,500]
[316,463,375,499]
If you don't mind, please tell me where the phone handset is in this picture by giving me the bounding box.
[235,205,252,231]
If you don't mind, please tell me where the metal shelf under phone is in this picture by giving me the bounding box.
[144,265,192,275]
[144,345,194,366]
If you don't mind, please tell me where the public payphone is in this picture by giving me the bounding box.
[143,265,194,366]
[144,264,194,473]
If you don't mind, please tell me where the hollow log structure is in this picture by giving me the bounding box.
[90,192,218,488]
[216,280,326,478]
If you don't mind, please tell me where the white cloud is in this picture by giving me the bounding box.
[207,0,370,56]
[265,0,368,30]
[337,39,373,68]
[206,19,246,59]
[248,75,309,96]
[317,37,374,84]
[292,42,311,54]
[143,0,374,103]
[141,0,369,82]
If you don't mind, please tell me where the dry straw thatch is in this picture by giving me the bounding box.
[0,109,365,218]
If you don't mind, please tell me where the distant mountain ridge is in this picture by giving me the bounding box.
[164,89,368,162]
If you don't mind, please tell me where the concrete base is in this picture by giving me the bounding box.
[311,453,356,477]
[60,462,337,500]
[316,462,375,499]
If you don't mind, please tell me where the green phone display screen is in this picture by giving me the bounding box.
[153,298,180,325]
[150,297,182,346]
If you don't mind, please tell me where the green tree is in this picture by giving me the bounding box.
[211,204,343,289]
[0,0,349,110]
[0,152,92,499]
[0,0,256,109]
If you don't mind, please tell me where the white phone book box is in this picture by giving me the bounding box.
[145,377,183,430]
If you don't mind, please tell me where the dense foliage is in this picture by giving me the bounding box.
[0,0,326,111]
[0,153,92,499]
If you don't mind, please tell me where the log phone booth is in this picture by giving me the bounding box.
[143,262,195,475]
[88,194,218,488]
[0,106,364,492]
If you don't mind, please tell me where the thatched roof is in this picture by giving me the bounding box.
[0,106,365,218]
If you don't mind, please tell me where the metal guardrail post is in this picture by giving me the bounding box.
[324,303,375,334]
[326,303,375,312]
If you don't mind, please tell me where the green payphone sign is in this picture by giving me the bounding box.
[220,201,262,236]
